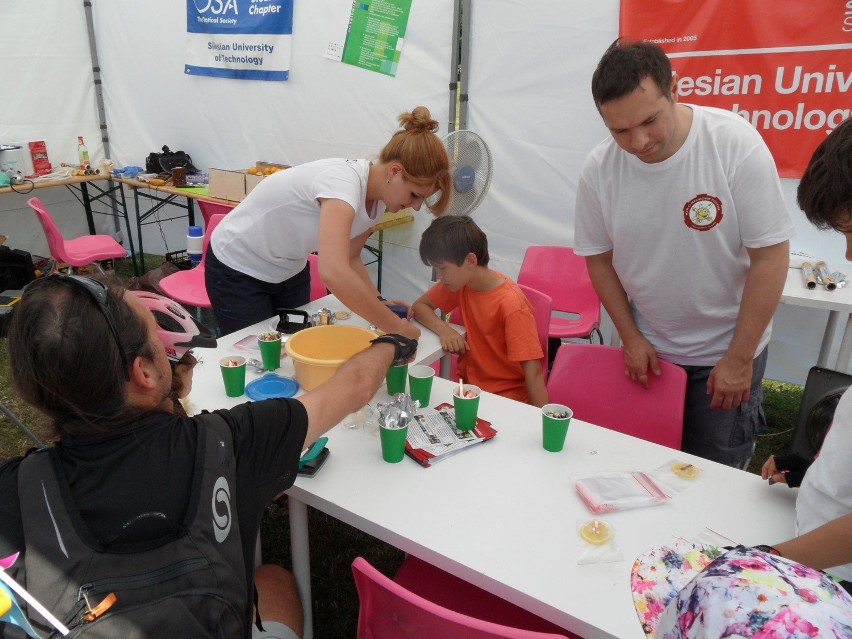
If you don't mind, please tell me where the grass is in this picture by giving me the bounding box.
[0,255,801,637]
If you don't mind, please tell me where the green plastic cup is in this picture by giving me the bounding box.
[379,424,409,463]
[219,356,247,397]
[542,403,572,452]
[257,335,282,371]
[385,363,408,395]
[453,384,481,431]
[407,365,435,408]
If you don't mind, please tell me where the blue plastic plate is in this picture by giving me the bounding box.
[245,374,299,400]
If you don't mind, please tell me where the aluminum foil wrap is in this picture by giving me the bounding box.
[376,393,419,430]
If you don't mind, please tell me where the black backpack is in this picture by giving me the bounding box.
[13,414,249,638]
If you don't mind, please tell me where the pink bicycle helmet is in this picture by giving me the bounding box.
[132,291,217,361]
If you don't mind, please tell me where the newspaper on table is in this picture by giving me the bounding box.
[405,403,497,467]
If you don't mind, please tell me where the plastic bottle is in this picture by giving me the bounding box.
[77,136,90,168]
[187,225,204,266]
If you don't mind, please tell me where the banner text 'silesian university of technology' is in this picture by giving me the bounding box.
[620,0,852,178]
[185,0,293,81]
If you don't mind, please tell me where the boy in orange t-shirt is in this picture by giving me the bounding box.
[411,216,547,406]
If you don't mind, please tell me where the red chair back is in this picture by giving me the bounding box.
[27,197,126,269]
[546,344,686,449]
[517,246,601,342]
[29,197,72,264]
[352,557,570,639]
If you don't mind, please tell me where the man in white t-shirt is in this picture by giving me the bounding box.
[574,39,795,467]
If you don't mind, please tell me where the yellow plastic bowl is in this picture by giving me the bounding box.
[285,325,377,390]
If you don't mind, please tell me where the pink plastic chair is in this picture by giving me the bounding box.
[159,213,226,308]
[517,246,603,345]
[196,200,234,230]
[431,284,552,384]
[546,343,687,449]
[307,253,328,301]
[352,557,573,639]
[28,197,126,273]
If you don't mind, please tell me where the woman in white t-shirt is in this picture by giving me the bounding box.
[205,106,451,336]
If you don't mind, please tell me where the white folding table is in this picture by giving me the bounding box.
[188,299,796,639]
[780,266,852,373]
[284,376,796,638]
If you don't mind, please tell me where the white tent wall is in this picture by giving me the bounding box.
[1,1,847,386]
[91,0,454,260]
[0,1,107,258]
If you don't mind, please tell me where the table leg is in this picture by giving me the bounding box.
[439,352,452,379]
[288,497,313,639]
[377,229,383,293]
[79,183,96,235]
[835,313,852,374]
[113,184,139,276]
[818,311,840,368]
[133,188,146,273]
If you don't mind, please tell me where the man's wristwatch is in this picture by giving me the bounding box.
[370,334,418,366]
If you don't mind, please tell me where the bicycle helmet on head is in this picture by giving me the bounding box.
[132,291,217,361]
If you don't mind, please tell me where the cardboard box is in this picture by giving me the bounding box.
[245,172,265,197]
[208,168,246,202]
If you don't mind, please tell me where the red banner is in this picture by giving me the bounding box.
[620,0,852,178]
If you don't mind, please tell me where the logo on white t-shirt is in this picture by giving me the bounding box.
[683,194,723,231]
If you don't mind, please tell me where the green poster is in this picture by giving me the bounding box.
[341,0,411,77]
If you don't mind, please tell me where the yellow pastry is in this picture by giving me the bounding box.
[579,519,612,545]
[672,462,699,479]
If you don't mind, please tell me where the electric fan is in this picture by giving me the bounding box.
[428,129,493,216]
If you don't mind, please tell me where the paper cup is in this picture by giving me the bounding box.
[542,403,572,452]
[385,363,408,395]
[219,356,247,397]
[258,336,282,371]
[380,424,408,463]
[453,385,481,431]
[407,365,435,408]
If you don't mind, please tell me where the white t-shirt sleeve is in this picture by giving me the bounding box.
[574,154,613,256]
[312,164,362,210]
[728,140,796,248]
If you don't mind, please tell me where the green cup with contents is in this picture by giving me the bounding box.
[453,384,481,431]
[257,332,282,371]
[407,365,435,408]
[542,403,572,452]
[385,363,408,395]
[220,356,247,397]
[380,424,409,463]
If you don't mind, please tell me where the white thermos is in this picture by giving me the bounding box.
[187,225,204,266]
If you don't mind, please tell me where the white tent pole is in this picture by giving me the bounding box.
[83,1,123,237]
[457,0,472,130]
[83,0,110,158]
[447,0,462,133]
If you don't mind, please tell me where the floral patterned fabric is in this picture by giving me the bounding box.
[632,543,852,638]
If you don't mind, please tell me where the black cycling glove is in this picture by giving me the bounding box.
[370,334,418,367]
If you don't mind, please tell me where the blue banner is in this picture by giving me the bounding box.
[186,0,294,81]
